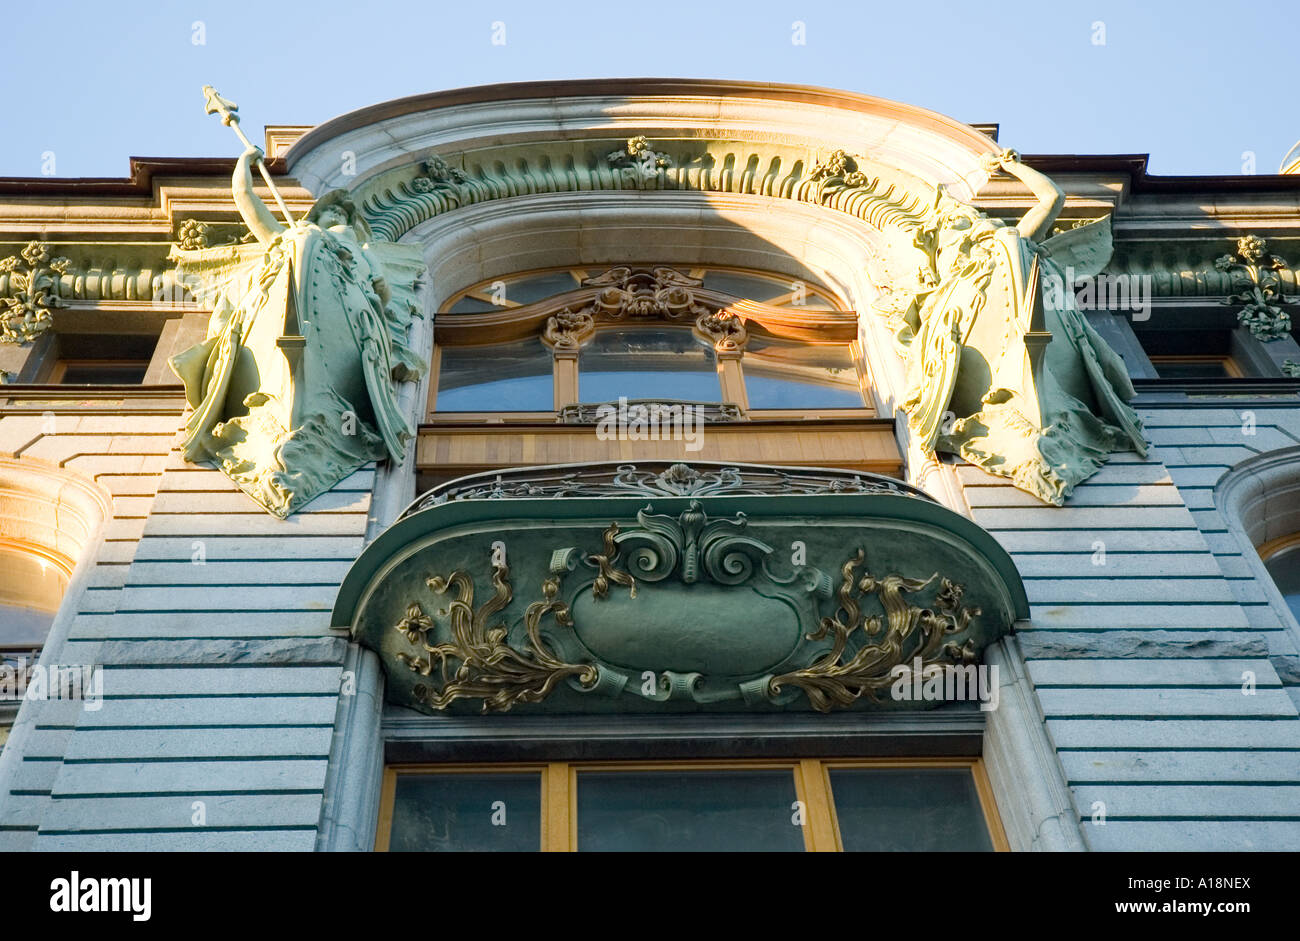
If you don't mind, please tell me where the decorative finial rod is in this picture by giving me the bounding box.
[202,85,295,224]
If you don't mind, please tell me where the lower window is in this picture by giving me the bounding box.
[377,758,1006,852]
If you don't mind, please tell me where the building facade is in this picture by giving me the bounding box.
[0,79,1298,851]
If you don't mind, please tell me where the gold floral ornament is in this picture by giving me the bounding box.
[769,548,980,712]
[0,241,71,344]
[393,523,636,712]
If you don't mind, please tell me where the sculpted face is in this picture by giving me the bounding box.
[317,205,347,229]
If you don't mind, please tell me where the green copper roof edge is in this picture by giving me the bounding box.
[331,492,1030,628]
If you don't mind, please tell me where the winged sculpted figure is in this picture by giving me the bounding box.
[880,148,1147,504]
[169,144,426,517]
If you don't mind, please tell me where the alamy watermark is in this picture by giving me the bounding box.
[1044,266,1152,322]
[889,658,999,712]
[595,397,705,451]
[0,657,102,711]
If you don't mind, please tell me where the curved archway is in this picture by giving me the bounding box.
[1217,446,1300,637]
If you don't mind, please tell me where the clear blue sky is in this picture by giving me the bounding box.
[2,0,1295,178]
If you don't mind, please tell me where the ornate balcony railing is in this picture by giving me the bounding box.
[401,460,934,518]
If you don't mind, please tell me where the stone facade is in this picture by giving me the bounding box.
[1,80,1298,851]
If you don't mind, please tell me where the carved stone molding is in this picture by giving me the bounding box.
[358,140,931,244]
[584,265,709,321]
[537,265,750,352]
[694,307,747,352]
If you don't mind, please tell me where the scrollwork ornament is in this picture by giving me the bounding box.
[768,548,981,712]
[695,308,748,352]
[393,560,603,713]
[542,306,596,350]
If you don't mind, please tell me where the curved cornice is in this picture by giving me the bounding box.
[285,78,999,200]
[357,137,936,260]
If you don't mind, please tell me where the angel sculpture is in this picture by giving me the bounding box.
[169,138,426,518]
[878,148,1147,504]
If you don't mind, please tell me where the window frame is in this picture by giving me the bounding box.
[1147,353,1244,380]
[427,263,873,421]
[375,756,1007,852]
[46,358,151,386]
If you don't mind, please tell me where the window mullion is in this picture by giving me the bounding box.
[797,759,840,852]
[543,762,572,852]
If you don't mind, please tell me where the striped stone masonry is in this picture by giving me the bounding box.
[961,428,1300,851]
[0,424,372,850]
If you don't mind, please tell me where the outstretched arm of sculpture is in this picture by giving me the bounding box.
[233,145,287,246]
[982,149,1065,244]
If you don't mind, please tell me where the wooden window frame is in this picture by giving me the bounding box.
[47,358,151,385]
[426,333,875,422]
[439,264,846,316]
[428,264,868,421]
[376,756,1007,852]
[1147,353,1244,379]
[1257,532,1300,562]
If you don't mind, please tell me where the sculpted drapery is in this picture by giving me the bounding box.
[884,149,1147,504]
[169,146,425,518]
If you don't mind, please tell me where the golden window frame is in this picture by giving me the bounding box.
[375,756,1009,852]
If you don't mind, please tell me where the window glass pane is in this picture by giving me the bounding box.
[436,340,553,412]
[576,769,803,851]
[389,772,541,851]
[0,545,68,646]
[58,362,149,385]
[702,270,790,303]
[1264,545,1300,623]
[578,328,720,403]
[502,271,584,306]
[744,337,862,409]
[1152,359,1230,380]
[828,767,994,851]
[446,296,501,314]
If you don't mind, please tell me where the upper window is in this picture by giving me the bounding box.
[577,326,720,403]
[435,338,554,412]
[429,265,865,417]
[442,266,841,315]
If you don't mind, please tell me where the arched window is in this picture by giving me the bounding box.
[1217,447,1300,636]
[428,265,867,418]
[1259,535,1300,623]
